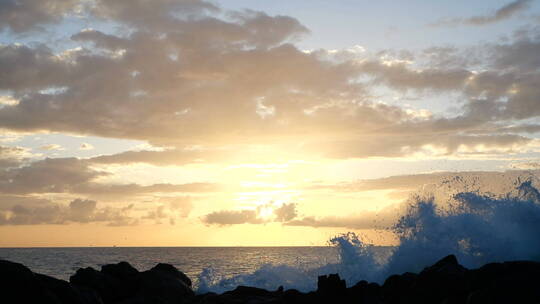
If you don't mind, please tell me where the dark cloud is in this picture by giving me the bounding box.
[358,60,472,92]
[0,44,72,91]
[0,145,28,168]
[433,0,533,27]
[91,0,219,30]
[0,0,79,33]
[0,157,218,197]
[308,170,540,197]
[89,148,230,166]
[201,201,399,229]
[202,202,298,225]
[274,203,297,222]
[73,182,218,196]
[0,158,105,194]
[0,197,137,226]
[285,213,396,230]
[202,209,264,226]
[0,1,539,161]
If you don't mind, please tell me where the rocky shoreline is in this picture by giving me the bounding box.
[1,254,540,303]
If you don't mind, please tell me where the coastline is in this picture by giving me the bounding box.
[2,254,539,304]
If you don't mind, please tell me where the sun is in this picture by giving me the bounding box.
[257,206,274,219]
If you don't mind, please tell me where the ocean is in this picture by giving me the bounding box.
[0,246,392,292]
[0,246,338,282]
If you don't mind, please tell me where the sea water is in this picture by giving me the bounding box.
[0,246,392,289]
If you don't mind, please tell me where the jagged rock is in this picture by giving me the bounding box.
[420,254,467,276]
[4,255,540,304]
[101,261,139,279]
[317,273,346,294]
[71,262,193,304]
[465,261,540,304]
[382,272,417,303]
[409,255,469,304]
[150,262,192,287]
[0,259,61,304]
[70,267,115,303]
[0,259,97,304]
[36,273,90,304]
[136,266,194,303]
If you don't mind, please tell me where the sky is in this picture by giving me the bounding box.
[1,0,540,247]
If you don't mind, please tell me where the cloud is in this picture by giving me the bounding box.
[202,202,298,225]
[0,158,105,194]
[274,203,297,222]
[285,213,397,230]
[0,157,218,196]
[168,197,193,218]
[142,197,193,225]
[509,162,540,170]
[0,197,137,226]
[201,200,401,229]
[0,95,19,106]
[79,143,94,150]
[433,0,533,27]
[202,209,264,226]
[0,145,31,168]
[89,148,230,166]
[73,182,218,198]
[0,1,539,162]
[309,170,540,206]
[39,144,64,151]
[0,0,80,33]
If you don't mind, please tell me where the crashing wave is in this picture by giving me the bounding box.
[197,173,540,293]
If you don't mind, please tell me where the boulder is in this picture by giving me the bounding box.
[0,259,60,304]
[70,266,117,303]
[71,262,194,304]
[0,259,98,304]
[382,272,417,303]
[101,261,139,279]
[465,261,540,304]
[411,255,468,303]
[317,273,346,295]
[134,264,194,303]
[150,262,192,287]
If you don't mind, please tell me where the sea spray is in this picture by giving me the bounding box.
[197,178,540,294]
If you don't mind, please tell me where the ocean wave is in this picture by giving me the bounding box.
[197,175,540,293]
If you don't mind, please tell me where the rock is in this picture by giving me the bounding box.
[70,267,115,303]
[71,262,194,304]
[411,255,468,304]
[0,259,97,304]
[101,261,139,279]
[135,265,194,303]
[36,273,89,304]
[382,272,417,303]
[4,255,540,304]
[150,262,192,287]
[0,259,61,304]
[317,273,346,295]
[224,286,274,297]
[281,289,304,303]
[194,286,282,304]
[420,254,466,276]
[465,261,540,304]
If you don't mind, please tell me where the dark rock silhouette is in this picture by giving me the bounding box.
[69,261,193,304]
[2,254,540,303]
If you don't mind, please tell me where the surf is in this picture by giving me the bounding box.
[197,175,540,293]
